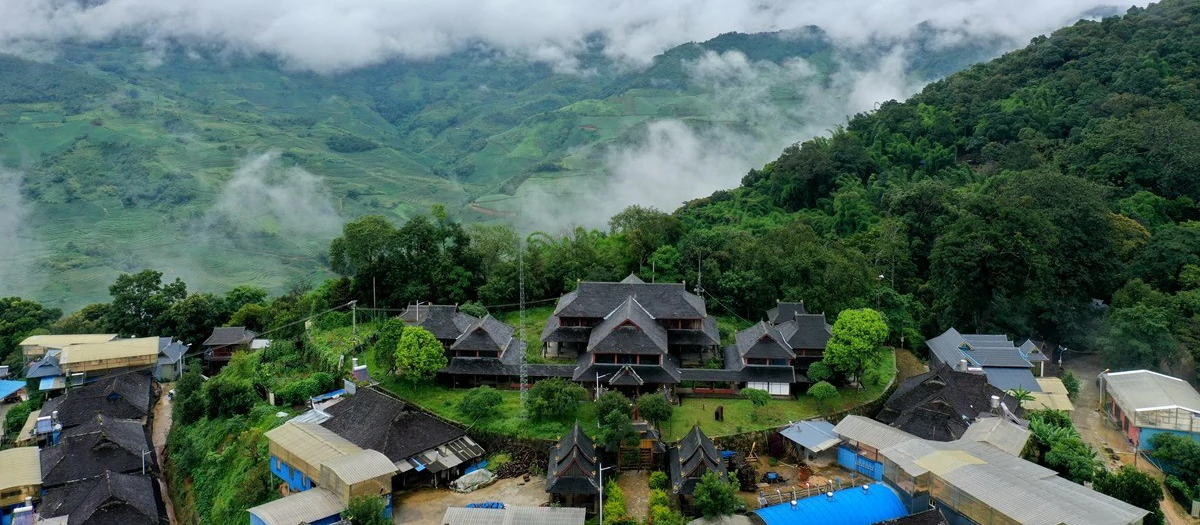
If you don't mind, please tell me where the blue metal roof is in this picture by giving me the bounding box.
[0,380,24,399]
[983,367,1042,392]
[779,420,840,452]
[752,485,907,525]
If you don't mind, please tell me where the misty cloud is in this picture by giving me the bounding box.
[205,152,343,238]
[0,169,41,294]
[0,0,1143,73]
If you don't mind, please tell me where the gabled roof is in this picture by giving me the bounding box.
[958,417,1030,456]
[546,423,599,495]
[620,274,645,284]
[202,326,256,347]
[926,328,1032,368]
[38,470,159,525]
[553,280,707,320]
[321,388,468,462]
[587,296,669,354]
[876,364,1018,442]
[25,352,63,379]
[59,337,159,365]
[573,353,681,385]
[733,322,795,360]
[40,373,153,428]
[1020,339,1051,363]
[157,337,188,365]
[19,334,117,348]
[0,447,41,492]
[779,420,840,452]
[1102,369,1200,415]
[670,425,726,495]
[832,416,917,451]
[451,315,515,354]
[40,417,151,486]
[248,487,344,525]
[776,314,831,350]
[320,449,398,485]
[266,421,361,469]
[400,304,479,341]
[766,301,807,324]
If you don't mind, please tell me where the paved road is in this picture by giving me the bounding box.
[152,383,178,525]
[1062,353,1197,524]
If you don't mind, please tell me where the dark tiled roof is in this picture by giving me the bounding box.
[667,316,721,347]
[876,364,1018,442]
[400,305,479,341]
[41,373,153,428]
[677,367,798,383]
[41,416,152,486]
[546,423,600,496]
[766,301,807,324]
[587,296,669,354]
[553,281,707,320]
[620,274,645,284]
[523,364,578,378]
[540,316,591,343]
[321,388,467,462]
[202,326,256,346]
[39,470,160,525]
[451,315,515,354]
[734,322,795,360]
[669,425,726,495]
[777,314,831,350]
[874,509,949,525]
[573,353,681,385]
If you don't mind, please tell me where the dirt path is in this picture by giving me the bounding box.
[394,476,549,524]
[1062,354,1198,524]
[616,472,651,521]
[152,383,178,525]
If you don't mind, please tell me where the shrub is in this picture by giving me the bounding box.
[807,361,833,383]
[1061,369,1081,400]
[743,388,771,407]
[342,495,389,525]
[693,471,740,518]
[394,326,447,383]
[1165,475,1194,507]
[528,378,587,422]
[807,381,839,409]
[648,489,671,508]
[648,471,670,491]
[4,399,33,438]
[326,133,378,153]
[459,386,503,421]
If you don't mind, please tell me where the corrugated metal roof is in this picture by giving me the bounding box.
[0,447,41,490]
[982,367,1042,392]
[266,421,361,467]
[958,418,1030,456]
[752,485,907,525]
[1103,370,1200,414]
[879,439,1146,525]
[1029,378,1075,411]
[321,449,397,485]
[19,334,117,348]
[441,505,586,525]
[59,337,160,364]
[247,487,345,525]
[832,416,917,450]
[779,420,840,452]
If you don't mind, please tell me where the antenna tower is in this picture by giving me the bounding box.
[518,235,529,419]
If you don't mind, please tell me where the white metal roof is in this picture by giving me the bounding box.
[957,417,1030,456]
[1103,370,1200,415]
[265,421,361,468]
[0,447,42,490]
[247,488,345,525]
[321,449,397,485]
[832,415,917,450]
[441,506,586,525]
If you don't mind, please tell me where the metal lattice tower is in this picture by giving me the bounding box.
[518,235,529,420]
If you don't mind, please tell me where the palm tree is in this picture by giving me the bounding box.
[1008,387,1035,410]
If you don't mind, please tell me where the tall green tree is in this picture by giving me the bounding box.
[164,293,227,346]
[636,393,672,429]
[393,326,446,383]
[693,471,740,518]
[1094,466,1165,525]
[823,308,889,385]
[527,378,587,422]
[0,297,61,367]
[106,269,187,337]
[372,318,405,373]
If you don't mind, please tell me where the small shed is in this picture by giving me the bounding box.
[0,379,26,403]
[779,420,840,463]
[248,487,345,525]
[318,449,397,512]
[0,447,42,509]
[266,421,360,492]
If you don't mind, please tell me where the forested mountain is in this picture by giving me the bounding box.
[0,26,1011,309]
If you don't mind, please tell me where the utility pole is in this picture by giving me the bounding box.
[351,300,358,340]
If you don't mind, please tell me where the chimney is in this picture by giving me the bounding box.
[990,395,1000,410]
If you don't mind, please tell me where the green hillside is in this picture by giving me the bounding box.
[0,29,1003,310]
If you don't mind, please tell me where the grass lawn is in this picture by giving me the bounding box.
[355,331,897,442]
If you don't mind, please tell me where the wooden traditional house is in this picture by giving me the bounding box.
[765,301,807,324]
[876,363,1020,442]
[399,304,478,349]
[38,470,161,525]
[202,327,258,372]
[724,322,798,396]
[40,373,153,429]
[546,423,600,513]
[773,313,832,374]
[669,425,727,513]
[442,315,528,388]
[39,416,153,487]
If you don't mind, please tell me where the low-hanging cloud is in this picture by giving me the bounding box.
[205,152,343,238]
[0,168,42,295]
[0,0,1141,73]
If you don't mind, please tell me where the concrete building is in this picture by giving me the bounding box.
[1099,369,1200,450]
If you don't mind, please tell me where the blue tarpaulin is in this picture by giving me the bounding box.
[464,460,489,474]
[465,502,505,509]
[753,486,906,525]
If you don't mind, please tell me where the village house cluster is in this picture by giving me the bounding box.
[0,274,1192,525]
